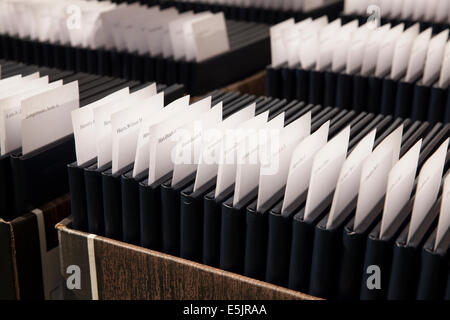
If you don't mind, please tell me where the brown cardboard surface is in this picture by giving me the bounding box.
[221,71,266,97]
[0,220,18,300]
[0,194,71,300]
[191,71,266,103]
[57,217,319,300]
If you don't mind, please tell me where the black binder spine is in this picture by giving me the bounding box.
[220,192,257,275]
[335,72,353,110]
[417,248,448,300]
[64,45,75,71]
[295,68,309,102]
[265,209,295,287]
[84,165,106,236]
[121,171,147,245]
[161,175,196,256]
[359,198,414,301]
[336,199,384,300]
[281,66,295,100]
[244,189,287,282]
[428,87,447,124]
[324,71,338,108]
[309,219,341,299]
[166,58,177,85]
[67,161,93,232]
[394,80,415,119]
[160,181,181,256]
[179,180,215,262]
[10,135,75,215]
[445,266,450,300]
[102,169,124,241]
[0,153,16,219]
[416,229,450,300]
[287,192,333,294]
[121,51,132,79]
[180,192,204,262]
[352,74,368,113]
[337,227,369,300]
[244,203,268,281]
[139,178,168,251]
[411,84,431,121]
[367,76,383,114]
[309,70,325,106]
[309,201,357,299]
[96,48,109,76]
[86,48,97,74]
[380,78,398,116]
[359,227,393,300]
[203,187,234,268]
[445,90,450,123]
[387,244,419,300]
[288,213,317,293]
[387,201,440,300]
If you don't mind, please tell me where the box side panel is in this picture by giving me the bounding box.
[222,71,266,97]
[93,237,315,300]
[0,221,18,300]
[11,213,44,299]
[58,221,92,300]
[42,194,71,251]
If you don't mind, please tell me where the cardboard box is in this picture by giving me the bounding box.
[57,217,318,300]
[221,71,266,97]
[192,71,266,102]
[0,194,70,300]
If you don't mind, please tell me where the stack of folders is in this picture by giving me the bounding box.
[0,0,270,95]
[266,17,450,124]
[0,59,184,221]
[69,89,450,300]
[342,0,450,34]
[139,0,344,25]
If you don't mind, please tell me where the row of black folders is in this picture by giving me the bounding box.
[0,19,269,96]
[0,59,184,221]
[216,106,450,300]
[266,45,450,125]
[340,14,450,36]
[67,88,450,299]
[122,0,344,25]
